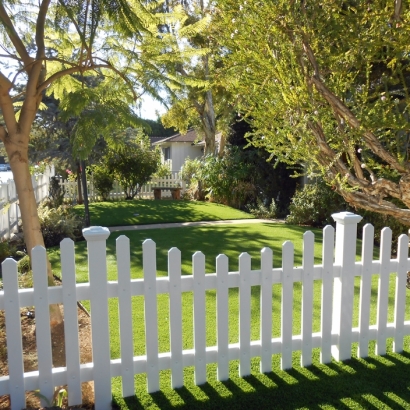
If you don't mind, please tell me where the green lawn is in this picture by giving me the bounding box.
[73,200,255,227]
[47,222,410,409]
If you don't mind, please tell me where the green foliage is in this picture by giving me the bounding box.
[0,240,18,267]
[36,202,84,248]
[48,176,65,208]
[216,0,410,225]
[91,164,115,201]
[246,198,277,219]
[286,180,348,227]
[193,149,256,208]
[106,131,161,199]
[17,255,31,274]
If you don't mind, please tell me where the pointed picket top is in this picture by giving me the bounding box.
[362,223,374,232]
[2,257,18,272]
[168,247,181,258]
[261,247,273,258]
[282,240,294,252]
[60,237,75,246]
[380,226,392,238]
[116,235,130,244]
[303,230,314,241]
[216,253,229,269]
[323,225,335,235]
[143,238,156,250]
[193,251,205,265]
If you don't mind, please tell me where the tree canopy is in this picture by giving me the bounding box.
[216,0,410,225]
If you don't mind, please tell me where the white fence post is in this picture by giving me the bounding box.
[3,258,25,410]
[83,226,112,410]
[331,211,362,361]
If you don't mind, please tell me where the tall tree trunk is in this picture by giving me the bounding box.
[4,129,63,326]
[202,90,216,155]
[77,161,83,204]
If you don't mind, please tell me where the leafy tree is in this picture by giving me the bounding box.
[0,0,186,324]
[216,0,410,226]
[106,130,161,199]
[159,0,233,154]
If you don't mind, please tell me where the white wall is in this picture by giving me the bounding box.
[166,143,202,172]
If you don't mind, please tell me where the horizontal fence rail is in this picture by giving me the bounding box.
[0,212,409,409]
[61,172,185,202]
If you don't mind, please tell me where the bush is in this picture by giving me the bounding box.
[247,198,277,219]
[37,201,84,248]
[286,180,348,227]
[91,164,114,200]
[48,176,65,207]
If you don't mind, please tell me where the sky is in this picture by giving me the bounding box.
[138,96,167,120]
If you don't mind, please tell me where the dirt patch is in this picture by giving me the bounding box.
[0,305,94,409]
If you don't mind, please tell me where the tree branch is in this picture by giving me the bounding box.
[36,0,51,60]
[394,0,403,21]
[0,3,33,71]
[311,75,409,173]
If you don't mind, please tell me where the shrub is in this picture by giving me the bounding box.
[37,201,84,248]
[91,164,114,200]
[48,176,65,207]
[247,198,277,219]
[286,179,347,227]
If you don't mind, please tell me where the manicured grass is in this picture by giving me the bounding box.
[47,223,410,409]
[73,200,255,227]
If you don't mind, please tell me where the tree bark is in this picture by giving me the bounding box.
[4,129,63,325]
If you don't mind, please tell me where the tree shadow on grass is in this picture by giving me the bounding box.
[113,349,410,409]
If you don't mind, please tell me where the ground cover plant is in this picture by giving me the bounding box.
[46,222,410,409]
[73,200,255,227]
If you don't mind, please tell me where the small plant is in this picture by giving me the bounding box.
[17,254,30,273]
[286,179,347,227]
[247,198,277,219]
[34,387,67,409]
[91,164,114,201]
[49,176,66,208]
[36,201,84,248]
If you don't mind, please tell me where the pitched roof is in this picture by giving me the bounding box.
[153,128,202,144]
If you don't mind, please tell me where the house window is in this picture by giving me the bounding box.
[163,147,171,161]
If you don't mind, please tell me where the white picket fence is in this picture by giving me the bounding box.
[61,172,185,202]
[0,212,409,409]
[0,167,54,240]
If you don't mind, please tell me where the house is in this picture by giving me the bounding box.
[153,129,223,172]
[153,129,203,172]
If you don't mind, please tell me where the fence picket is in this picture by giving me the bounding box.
[301,232,314,367]
[60,239,82,405]
[83,227,112,410]
[169,248,183,389]
[193,252,206,385]
[393,234,409,353]
[116,235,135,397]
[281,241,294,370]
[358,224,374,358]
[216,254,229,381]
[376,227,392,355]
[1,211,410,406]
[32,246,54,407]
[3,259,25,410]
[239,253,251,377]
[320,225,334,364]
[143,239,160,393]
[260,247,273,373]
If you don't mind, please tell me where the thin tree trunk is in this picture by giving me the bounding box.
[77,161,83,204]
[5,131,63,325]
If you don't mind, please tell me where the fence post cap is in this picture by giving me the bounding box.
[82,226,110,241]
[331,211,362,225]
